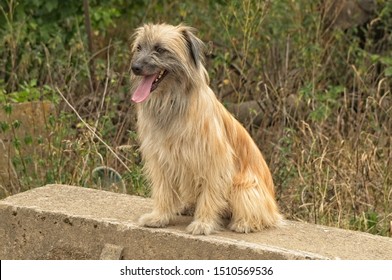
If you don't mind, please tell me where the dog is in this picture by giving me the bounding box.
[130,23,282,235]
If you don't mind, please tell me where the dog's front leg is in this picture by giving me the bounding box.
[186,183,227,235]
[139,173,181,228]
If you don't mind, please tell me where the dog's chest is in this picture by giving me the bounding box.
[139,116,209,168]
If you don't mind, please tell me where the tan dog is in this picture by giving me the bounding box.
[130,23,282,235]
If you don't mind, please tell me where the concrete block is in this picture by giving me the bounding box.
[0,184,391,260]
[99,243,124,260]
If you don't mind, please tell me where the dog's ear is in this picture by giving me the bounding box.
[180,26,205,68]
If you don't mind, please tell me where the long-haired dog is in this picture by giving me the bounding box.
[130,23,282,235]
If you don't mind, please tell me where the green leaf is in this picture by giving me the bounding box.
[44,0,58,13]
[3,104,12,115]
[13,138,21,150]
[0,121,10,133]
[12,120,21,129]
[24,135,33,145]
[385,67,392,77]
[380,56,392,66]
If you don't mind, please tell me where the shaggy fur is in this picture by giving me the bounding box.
[130,23,282,235]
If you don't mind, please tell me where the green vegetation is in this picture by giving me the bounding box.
[0,0,391,236]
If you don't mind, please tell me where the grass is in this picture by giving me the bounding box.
[0,0,391,236]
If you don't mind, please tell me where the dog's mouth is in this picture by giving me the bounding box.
[132,70,168,103]
[151,70,168,92]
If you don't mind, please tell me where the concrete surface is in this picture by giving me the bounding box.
[0,184,391,260]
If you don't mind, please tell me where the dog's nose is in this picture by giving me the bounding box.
[131,64,143,75]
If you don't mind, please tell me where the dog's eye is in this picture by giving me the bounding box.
[136,44,142,52]
[155,46,165,54]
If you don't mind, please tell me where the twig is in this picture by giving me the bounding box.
[83,0,96,92]
[94,39,111,133]
[55,87,132,174]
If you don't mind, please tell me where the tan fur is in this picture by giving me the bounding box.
[131,23,282,235]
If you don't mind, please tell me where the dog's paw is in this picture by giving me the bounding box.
[186,220,218,235]
[229,221,258,233]
[139,212,169,228]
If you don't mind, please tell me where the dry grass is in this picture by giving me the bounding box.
[202,0,392,235]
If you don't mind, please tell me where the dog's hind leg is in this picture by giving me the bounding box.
[228,176,282,233]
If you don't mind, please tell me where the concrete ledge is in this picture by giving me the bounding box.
[0,184,391,260]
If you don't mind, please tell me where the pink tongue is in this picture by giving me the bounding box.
[131,74,158,103]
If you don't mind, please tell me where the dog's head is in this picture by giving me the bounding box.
[130,23,208,103]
